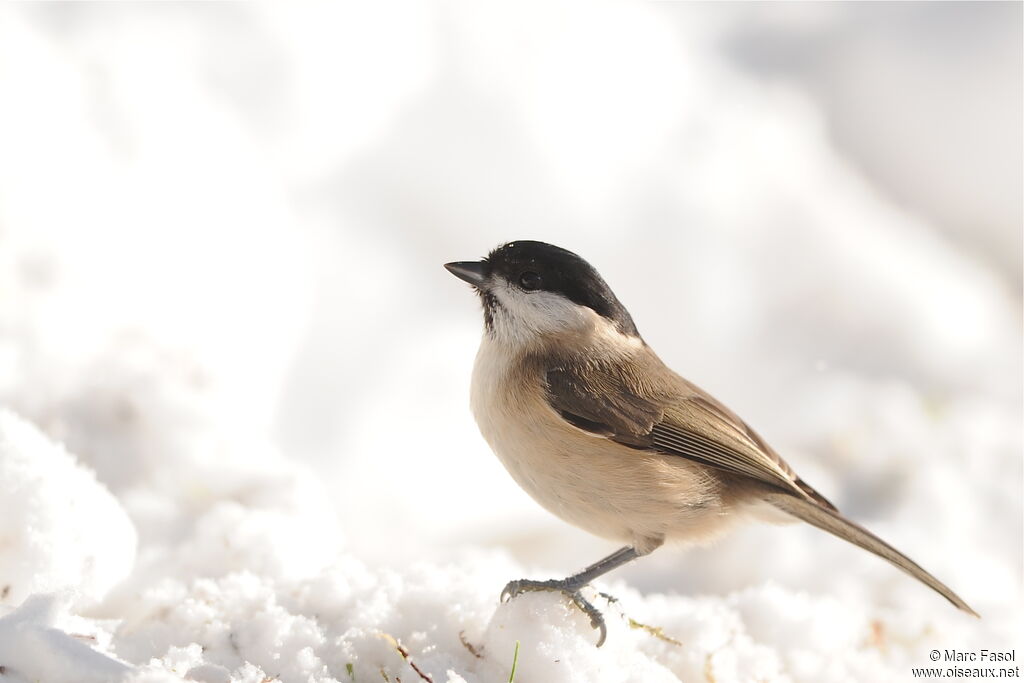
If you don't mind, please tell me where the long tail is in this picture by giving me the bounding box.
[762,491,978,617]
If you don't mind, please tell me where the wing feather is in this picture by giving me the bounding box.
[543,347,835,510]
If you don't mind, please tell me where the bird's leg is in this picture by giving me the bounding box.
[500,546,640,647]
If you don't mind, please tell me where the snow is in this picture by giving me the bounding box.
[0,3,1020,682]
[0,595,134,683]
[0,411,136,608]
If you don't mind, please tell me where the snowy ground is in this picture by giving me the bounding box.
[0,3,1020,682]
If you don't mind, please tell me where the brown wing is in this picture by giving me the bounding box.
[543,347,836,510]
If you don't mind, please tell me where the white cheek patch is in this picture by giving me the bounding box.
[489,281,590,345]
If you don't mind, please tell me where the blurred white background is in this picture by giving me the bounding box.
[0,1,1019,608]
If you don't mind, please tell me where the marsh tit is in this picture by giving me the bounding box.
[445,240,975,646]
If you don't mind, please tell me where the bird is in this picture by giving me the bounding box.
[444,240,976,646]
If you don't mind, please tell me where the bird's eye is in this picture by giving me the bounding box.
[518,271,542,291]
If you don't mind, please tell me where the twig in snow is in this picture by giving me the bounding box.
[704,652,717,683]
[627,617,682,646]
[458,630,484,659]
[598,593,682,646]
[377,632,433,683]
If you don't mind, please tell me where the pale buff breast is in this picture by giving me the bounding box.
[470,334,750,553]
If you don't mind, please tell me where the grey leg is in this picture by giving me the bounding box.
[500,546,641,647]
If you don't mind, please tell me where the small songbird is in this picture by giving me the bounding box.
[445,240,976,646]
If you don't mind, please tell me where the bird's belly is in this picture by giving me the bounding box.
[470,347,739,549]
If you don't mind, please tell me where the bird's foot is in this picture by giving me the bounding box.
[500,578,608,647]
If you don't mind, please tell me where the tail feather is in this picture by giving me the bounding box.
[763,491,978,617]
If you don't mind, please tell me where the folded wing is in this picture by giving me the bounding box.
[543,347,835,509]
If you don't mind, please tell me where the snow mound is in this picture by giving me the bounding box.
[0,552,985,683]
[0,594,179,683]
[0,410,136,608]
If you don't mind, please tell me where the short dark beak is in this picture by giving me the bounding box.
[444,261,488,288]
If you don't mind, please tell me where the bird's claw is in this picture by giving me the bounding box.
[500,578,561,602]
[499,579,609,647]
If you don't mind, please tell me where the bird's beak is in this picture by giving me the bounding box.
[444,261,488,288]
